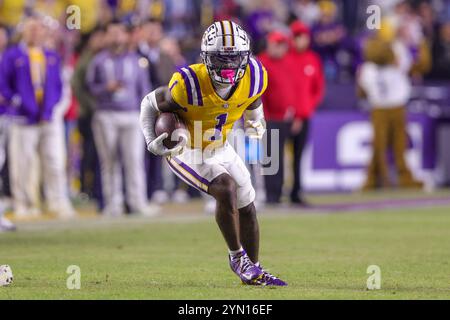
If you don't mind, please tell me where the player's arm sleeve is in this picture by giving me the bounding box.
[245,97,264,118]
[244,97,266,139]
[140,87,162,147]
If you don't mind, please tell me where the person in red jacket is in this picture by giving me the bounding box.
[259,31,297,204]
[288,21,325,205]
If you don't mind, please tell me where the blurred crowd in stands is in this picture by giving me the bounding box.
[0,0,449,220]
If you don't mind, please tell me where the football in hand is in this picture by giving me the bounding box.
[155,112,187,149]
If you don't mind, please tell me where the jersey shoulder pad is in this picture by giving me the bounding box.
[168,64,204,107]
[247,57,268,99]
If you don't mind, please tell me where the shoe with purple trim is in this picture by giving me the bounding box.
[255,264,288,286]
[229,250,263,285]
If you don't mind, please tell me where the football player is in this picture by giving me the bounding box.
[140,21,287,286]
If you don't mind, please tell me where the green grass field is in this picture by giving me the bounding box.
[1,194,450,299]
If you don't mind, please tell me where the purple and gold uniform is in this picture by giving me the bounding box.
[168,58,268,149]
[165,58,267,205]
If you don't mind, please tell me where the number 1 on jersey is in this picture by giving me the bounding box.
[210,113,228,141]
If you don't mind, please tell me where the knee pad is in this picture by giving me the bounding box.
[236,179,256,209]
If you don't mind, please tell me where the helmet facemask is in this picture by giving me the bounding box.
[202,51,250,86]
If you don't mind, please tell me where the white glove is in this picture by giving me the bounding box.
[148,132,187,157]
[245,119,266,139]
[244,103,266,139]
[141,91,188,157]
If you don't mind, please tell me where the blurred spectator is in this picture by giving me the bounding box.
[430,21,450,79]
[98,0,115,28]
[0,24,9,196]
[243,0,288,53]
[160,37,187,66]
[392,0,423,45]
[0,0,27,30]
[86,20,157,217]
[128,22,142,52]
[72,27,107,200]
[115,0,139,19]
[358,36,422,190]
[311,0,346,81]
[137,19,189,203]
[43,17,81,196]
[0,24,9,115]
[291,0,320,26]
[138,19,176,87]
[136,0,166,22]
[70,0,103,34]
[0,23,16,232]
[417,0,439,41]
[259,31,296,204]
[34,0,65,21]
[137,19,172,203]
[213,0,241,22]
[339,0,362,33]
[288,21,324,205]
[381,1,431,80]
[0,16,75,219]
[163,0,200,40]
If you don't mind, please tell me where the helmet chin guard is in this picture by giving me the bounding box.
[201,21,251,85]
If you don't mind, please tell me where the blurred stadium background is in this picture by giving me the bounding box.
[0,0,450,299]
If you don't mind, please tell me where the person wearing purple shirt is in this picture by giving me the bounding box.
[0,24,9,117]
[244,6,276,53]
[86,20,158,217]
[0,23,15,232]
[310,0,346,81]
[0,16,75,219]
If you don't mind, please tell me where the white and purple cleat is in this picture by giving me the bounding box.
[229,250,263,285]
[229,250,287,286]
[255,265,288,286]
